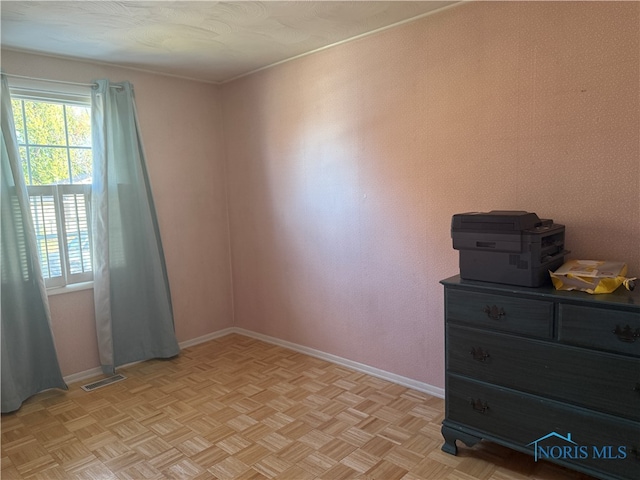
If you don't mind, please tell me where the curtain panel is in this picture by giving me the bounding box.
[1,74,67,413]
[91,79,179,374]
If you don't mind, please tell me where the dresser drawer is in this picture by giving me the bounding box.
[447,325,640,421]
[447,375,640,480]
[445,289,553,338]
[559,304,640,357]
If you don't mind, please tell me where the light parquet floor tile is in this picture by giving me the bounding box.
[2,334,598,479]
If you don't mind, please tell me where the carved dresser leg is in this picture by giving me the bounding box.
[441,424,459,455]
[441,424,482,455]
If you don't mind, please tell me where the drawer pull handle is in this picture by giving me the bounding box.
[483,305,506,320]
[470,347,491,362]
[469,398,490,414]
[612,325,640,343]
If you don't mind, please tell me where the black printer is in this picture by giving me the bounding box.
[451,210,567,287]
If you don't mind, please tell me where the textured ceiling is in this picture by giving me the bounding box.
[1,1,457,83]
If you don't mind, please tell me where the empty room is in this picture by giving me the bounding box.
[1,1,638,479]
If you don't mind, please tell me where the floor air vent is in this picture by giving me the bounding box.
[81,374,126,392]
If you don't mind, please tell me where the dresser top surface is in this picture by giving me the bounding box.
[441,275,640,310]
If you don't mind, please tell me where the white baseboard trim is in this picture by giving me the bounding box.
[63,367,103,385]
[63,328,236,385]
[178,327,237,349]
[63,326,444,399]
[233,328,445,399]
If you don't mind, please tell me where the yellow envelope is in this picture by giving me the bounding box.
[549,260,636,294]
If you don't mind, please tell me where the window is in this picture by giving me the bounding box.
[11,89,93,288]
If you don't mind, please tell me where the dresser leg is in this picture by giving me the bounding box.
[441,424,482,455]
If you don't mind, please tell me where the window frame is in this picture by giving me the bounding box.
[9,83,94,289]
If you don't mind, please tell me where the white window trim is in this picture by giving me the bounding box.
[46,281,93,297]
[9,77,91,105]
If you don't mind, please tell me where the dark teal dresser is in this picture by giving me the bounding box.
[441,275,640,480]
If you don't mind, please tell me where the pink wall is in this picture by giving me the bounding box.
[1,50,235,376]
[221,1,639,389]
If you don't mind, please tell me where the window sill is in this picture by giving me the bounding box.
[47,281,93,296]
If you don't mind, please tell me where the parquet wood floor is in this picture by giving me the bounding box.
[2,334,596,479]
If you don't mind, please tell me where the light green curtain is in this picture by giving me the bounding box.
[91,79,179,374]
[1,74,67,413]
